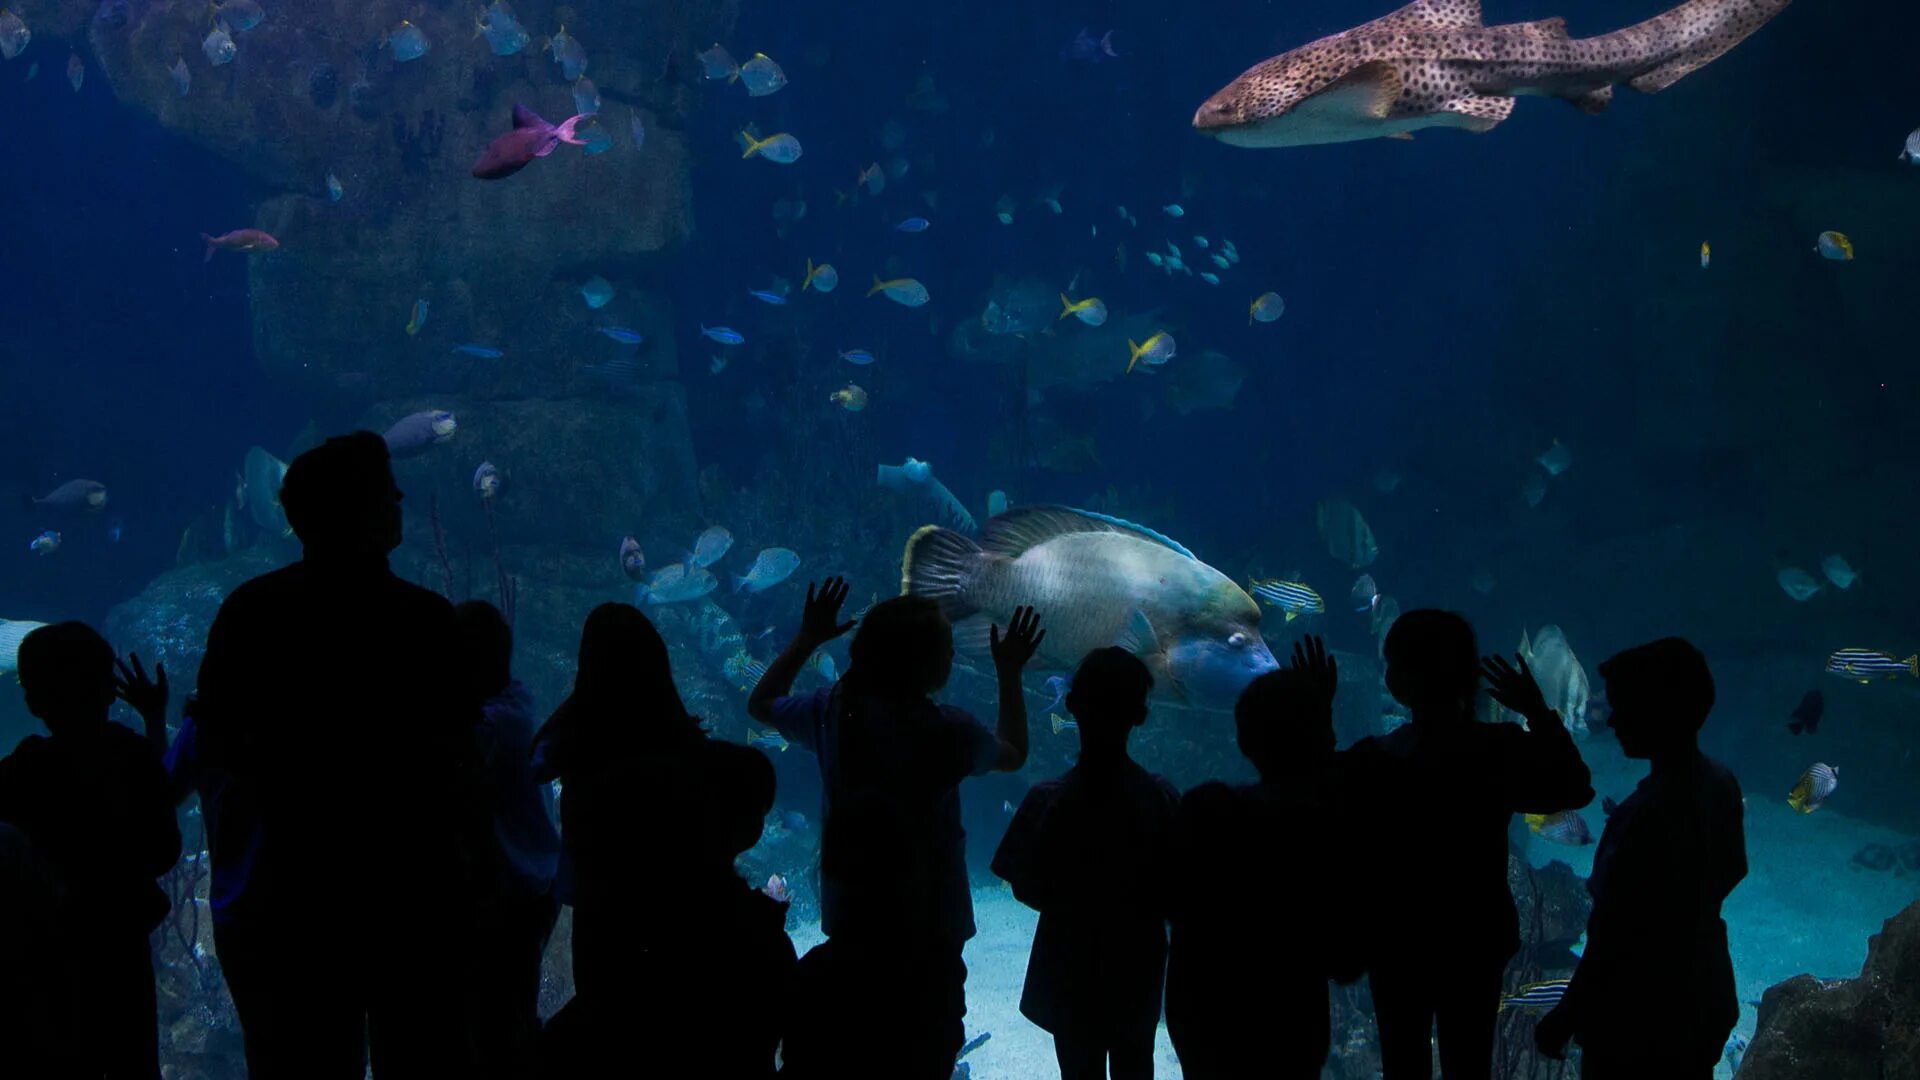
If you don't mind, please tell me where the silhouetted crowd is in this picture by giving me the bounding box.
[0,432,1748,1080]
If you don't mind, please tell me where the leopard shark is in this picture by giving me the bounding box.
[1193,0,1791,148]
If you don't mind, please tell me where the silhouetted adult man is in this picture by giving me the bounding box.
[1535,638,1745,1078]
[195,431,479,1077]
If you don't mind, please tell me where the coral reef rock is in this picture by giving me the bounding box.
[1738,898,1920,1079]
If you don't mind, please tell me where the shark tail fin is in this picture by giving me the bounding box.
[1623,0,1793,94]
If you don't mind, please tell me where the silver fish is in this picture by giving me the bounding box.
[902,506,1277,707]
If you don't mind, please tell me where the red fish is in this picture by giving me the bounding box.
[201,228,279,262]
[471,103,589,180]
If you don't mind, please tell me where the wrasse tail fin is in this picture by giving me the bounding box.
[899,525,984,622]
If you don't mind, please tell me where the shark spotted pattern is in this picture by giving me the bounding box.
[1193,0,1792,148]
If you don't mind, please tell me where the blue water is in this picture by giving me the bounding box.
[2,0,1917,1075]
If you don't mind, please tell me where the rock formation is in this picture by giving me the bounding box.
[1738,898,1920,1079]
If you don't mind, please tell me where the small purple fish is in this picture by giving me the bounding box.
[1060,27,1119,63]
[471,103,589,180]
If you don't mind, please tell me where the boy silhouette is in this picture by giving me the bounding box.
[993,647,1180,1080]
[0,622,180,1079]
[1533,638,1745,1078]
[1167,636,1358,1078]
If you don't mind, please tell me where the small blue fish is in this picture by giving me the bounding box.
[895,217,931,233]
[1050,713,1079,736]
[1162,204,1185,217]
[452,344,504,359]
[29,530,60,556]
[748,290,787,305]
[839,348,875,366]
[475,0,530,56]
[405,298,430,336]
[386,20,429,62]
[701,325,745,345]
[580,276,614,309]
[326,173,343,202]
[597,326,644,345]
[546,24,588,81]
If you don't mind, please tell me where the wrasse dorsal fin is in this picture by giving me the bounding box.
[510,102,547,130]
[979,505,1198,560]
[1359,0,1482,33]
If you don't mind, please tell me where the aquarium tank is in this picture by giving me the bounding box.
[1,0,1916,1075]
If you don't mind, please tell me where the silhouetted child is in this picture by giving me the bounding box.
[749,579,1044,1080]
[454,600,559,1080]
[0,822,63,1075]
[1533,638,1745,1078]
[0,621,180,1079]
[1166,636,1358,1079]
[640,740,797,1078]
[1344,611,1594,1079]
[992,647,1179,1080]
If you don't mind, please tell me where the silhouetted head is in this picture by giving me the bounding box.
[1234,668,1335,778]
[1383,609,1480,718]
[280,432,402,559]
[1066,647,1153,749]
[17,622,116,736]
[706,741,778,865]
[574,602,687,719]
[847,595,953,699]
[454,600,512,701]
[1597,637,1713,759]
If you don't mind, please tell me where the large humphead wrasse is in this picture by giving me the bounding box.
[1193,0,1792,148]
[901,507,1278,707]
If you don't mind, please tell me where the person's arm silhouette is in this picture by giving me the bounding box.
[749,577,855,726]
[1482,654,1594,812]
[114,653,169,752]
[988,606,1044,772]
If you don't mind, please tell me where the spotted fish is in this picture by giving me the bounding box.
[1194,0,1792,148]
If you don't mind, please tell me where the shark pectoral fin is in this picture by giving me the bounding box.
[1325,60,1404,121]
[1436,94,1515,133]
[1563,85,1614,114]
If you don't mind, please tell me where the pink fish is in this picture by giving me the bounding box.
[762,874,788,903]
[471,103,589,180]
[201,228,279,262]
